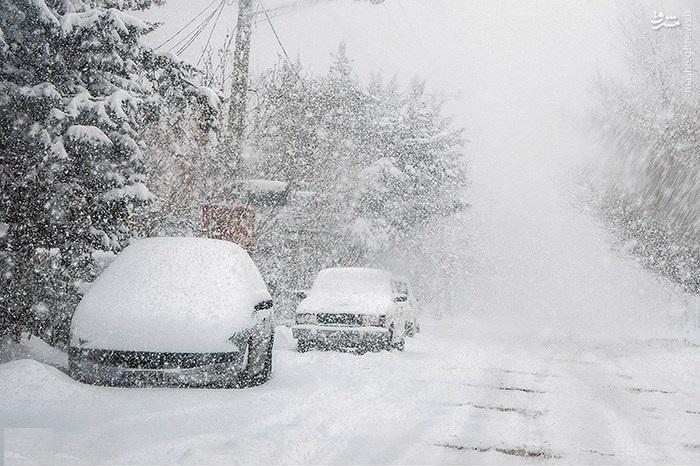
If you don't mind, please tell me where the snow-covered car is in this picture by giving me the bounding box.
[68,237,275,388]
[292,267,410,352]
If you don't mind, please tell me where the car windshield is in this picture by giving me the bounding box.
[310,268,391,296]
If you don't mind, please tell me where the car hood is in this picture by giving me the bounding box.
[297,292,393,315]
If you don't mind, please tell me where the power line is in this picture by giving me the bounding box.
[260,1,292,63]
[396,0,423,47]
[259,0,307,91]
[170,13,213,53]
[174,0,226,56]
[196,0,228,67]
[154,0,220,50]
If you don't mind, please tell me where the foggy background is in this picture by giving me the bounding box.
[137,0,698,338]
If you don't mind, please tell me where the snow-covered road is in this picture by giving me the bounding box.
[2,319,699,465]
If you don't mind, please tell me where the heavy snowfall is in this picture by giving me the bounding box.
[1,0,699,464]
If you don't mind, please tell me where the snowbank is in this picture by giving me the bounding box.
[71,237,270,353]
[0,359,75,404]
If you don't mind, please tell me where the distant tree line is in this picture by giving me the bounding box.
[590,9,699,295]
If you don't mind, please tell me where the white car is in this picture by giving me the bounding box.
[69,237,275,388]
[292,267,414,352]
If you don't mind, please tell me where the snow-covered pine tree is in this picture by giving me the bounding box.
[139,55,220,237]
[248,59,321,183]
[0,0,217,345]
[243,46,467,319]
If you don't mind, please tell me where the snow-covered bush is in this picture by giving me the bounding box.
[0,0,216,345]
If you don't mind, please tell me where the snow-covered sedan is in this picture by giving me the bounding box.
[292,267,410,352]
[69,237,275,388]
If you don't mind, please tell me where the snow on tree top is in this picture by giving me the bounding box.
[64,125,112,146]
[195,86,221,109]
[19,83,61,100]
[102,182,154,202]
[60,8,149,35]
[235,179,289,193]
[29,0,60,28]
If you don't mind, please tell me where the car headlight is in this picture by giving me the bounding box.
[295,313,316,325]
[362,314,386,327]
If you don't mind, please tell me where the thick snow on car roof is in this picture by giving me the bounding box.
[311,267,392,294]
[71,237,270,353]
[297,267,394,315]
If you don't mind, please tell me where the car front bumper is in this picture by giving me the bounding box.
[68,347,248,388]
[292,324,390,350]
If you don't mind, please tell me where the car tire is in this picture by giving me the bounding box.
[297,338,313,353]
[68,358,85,383]
[237,333,274,388]
[388,326,405,352]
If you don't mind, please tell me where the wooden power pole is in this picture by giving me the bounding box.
[226,0,255,163]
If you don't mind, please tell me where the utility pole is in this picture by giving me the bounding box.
[226,0,255,164]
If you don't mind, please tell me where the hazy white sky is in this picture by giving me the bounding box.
[137,1,638,124]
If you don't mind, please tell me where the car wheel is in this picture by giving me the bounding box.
[68,358,83,382]
[237,334,274,388]
[388,325,405,352]
[297,338,313,353]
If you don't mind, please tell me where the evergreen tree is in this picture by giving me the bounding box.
[244,46,467,317]
[0,0,216,345]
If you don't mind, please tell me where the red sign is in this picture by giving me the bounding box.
[202,205,256,255]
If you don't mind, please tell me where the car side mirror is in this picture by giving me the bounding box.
[294,290,307,299]
[394,294,407,303]
[254,299,273,311]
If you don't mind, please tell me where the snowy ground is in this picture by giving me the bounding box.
[1,319,699,465]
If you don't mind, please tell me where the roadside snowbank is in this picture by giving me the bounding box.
[1,322,698,465]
